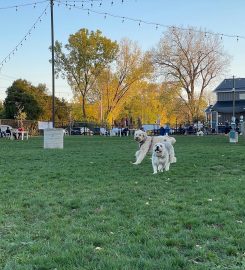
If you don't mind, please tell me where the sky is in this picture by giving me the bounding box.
[1,0,245,102]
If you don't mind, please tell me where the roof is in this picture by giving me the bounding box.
[214,78,245,92]
[205,105,213,113]
[212,100,245,113]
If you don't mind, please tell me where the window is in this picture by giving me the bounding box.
[239,93,245,100]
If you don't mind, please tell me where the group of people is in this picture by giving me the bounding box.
[0,127,12,138]
[0,127,24,139]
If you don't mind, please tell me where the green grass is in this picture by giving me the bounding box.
[0,135,245,270]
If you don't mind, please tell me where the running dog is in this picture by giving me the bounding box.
[133,129,176,165]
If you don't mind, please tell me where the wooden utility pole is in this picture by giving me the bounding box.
[50,0,55,127]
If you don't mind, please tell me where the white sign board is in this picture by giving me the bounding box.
[229,130,238,143]
[44,128,64,149]
[38,121,53,130]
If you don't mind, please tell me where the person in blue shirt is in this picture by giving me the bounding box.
[159,126,165,136]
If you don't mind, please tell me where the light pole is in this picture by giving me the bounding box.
[231,75,236,130]
[50,0,55,128]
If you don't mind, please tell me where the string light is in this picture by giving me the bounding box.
[0,5,49,71]
[0,0,48,10]
[55,0,245,42]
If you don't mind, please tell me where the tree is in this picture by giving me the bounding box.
[99,39,153,123]
[116,81,184,127]
[4,80,42,119]
[4,79,70,123]
[52,28,119,119]
[0,101,5,118]
[151,27,230,121]
[14,103,27,128]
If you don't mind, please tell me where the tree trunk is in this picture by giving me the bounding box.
[82,96,86,119]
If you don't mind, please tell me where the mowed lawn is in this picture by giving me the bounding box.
[0,135,245,270]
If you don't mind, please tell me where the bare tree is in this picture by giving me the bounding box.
[151,27,230,120]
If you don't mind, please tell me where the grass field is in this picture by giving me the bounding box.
[0,135,245,270]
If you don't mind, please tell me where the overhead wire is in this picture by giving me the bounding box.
[55,0,245,41]
[0,4,49,71]
[0,0,49,10]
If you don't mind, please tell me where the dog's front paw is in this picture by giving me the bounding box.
[153,172,157,174]
[132,162,140,165]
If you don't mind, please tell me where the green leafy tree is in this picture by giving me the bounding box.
[52,28,119,119]
[0,101,5,118]
[4,79,70,123]
[4,80,42,119]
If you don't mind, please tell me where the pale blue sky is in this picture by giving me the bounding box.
[0,0,245,101]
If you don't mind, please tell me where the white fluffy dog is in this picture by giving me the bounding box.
[196,130,204,136]
[152,142,176,174]
[133,129,176,165]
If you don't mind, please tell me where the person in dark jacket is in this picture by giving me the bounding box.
[159,126,165,136]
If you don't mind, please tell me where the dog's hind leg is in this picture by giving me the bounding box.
[170,156,177,163]
[169,148,177,164]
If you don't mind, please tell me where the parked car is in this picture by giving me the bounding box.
[71,127,94,135]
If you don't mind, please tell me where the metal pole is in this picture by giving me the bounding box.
[232,75,235,119]
[50,0,55,128]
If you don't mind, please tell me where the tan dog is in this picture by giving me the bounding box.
[133,129,176,165]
